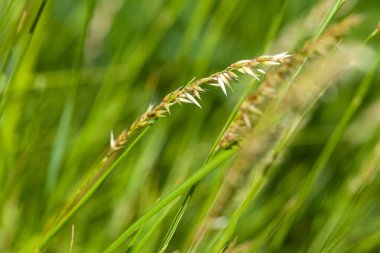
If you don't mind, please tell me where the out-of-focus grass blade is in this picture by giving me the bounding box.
[46,97,74,192]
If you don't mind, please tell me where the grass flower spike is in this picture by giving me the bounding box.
[39,52,289,250]
[107,52,291,157]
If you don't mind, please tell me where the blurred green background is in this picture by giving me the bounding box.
[0,0,379,252]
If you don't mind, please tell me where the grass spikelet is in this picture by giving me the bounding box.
[218,14,362,150]
[106,52,290,158]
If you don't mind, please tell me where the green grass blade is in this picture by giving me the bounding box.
[104,148,236,252]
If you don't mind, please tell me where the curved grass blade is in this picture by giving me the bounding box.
[103,148,236,253]
[131,201,178,253]
[158,185,196,253]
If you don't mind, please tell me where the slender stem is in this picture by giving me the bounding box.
[38,127,151,250]
[311,0,347,42]
[277,0,347,104]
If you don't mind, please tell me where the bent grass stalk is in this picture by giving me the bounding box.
[210,39,370,251]
[186,14,362,251]
[263,40,380,252]
[37,53,290,250]
[250,44,378,251]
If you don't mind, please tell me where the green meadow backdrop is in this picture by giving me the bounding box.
[0,0,379,252]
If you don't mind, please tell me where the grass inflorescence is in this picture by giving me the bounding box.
[0,0,380,253]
